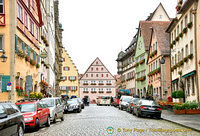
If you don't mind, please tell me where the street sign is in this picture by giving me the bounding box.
[40,52,48,58]
[7,82,11,86]
[7,86,11,91]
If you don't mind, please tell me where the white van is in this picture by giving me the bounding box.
[97,96,111,106]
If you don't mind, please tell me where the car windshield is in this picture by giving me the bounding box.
[42,99,54,107]
[141,100,159,106]
[67,100,77,104]
[101,96,110,99]
[123,97,132,102]
[17,104,35,113]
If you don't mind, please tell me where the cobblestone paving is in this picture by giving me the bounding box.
[25,104,200,136]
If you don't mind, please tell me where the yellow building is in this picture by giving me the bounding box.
[0,0,43,102]
[59,49,79,98]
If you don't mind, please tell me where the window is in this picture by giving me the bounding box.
[91,67,93,71]
[153,62,155,70]
[138,42,142,50]
[156,42,157,50]
[4,104,16,115]
[174,29,176,39]
[172,57,174,66]
[0,35,3,50]
[101,74,103,77]
[36,27,38,40]
[64,67,69,71]
[32,0,35,10]
[28,0,30,9]
[190,40,193,54]
[71,86,77,91]
[96,68,98,71]
[171,33,173,42]
[185,45,188,56]
[151,64,152,72]
[149,65,150,72]
[99,80,103,84]
[83,81,88,84]
[159,15,162,19]
[96,74,98,77]
[101,68,103,71]
[69,76,76,81]
[91,80,96,84]
[181,48,184,59]
[187,78,190,95]
[153,44,155,51]
[106,74,108,77]
[96,61,98,65]
[190,10,193,23]
[192,76,195,94]
[86,74,88,77]
[159,59,161,67]
[30,19,34,35]
[178,51,181,62]
[0,75,2,92]
[0,0,4,14]
[24,12,28,27]
[177,25,179,35]
[181,21,183,30]
[156,61,157,69]
[175,54,177,64]
[91,74,93,77]
[17,3,23,21]
[106,80,111,84]
[185,15,188,27]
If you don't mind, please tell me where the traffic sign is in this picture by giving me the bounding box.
[7,82,12,86]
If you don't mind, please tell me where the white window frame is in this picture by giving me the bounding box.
[17,3,23,21]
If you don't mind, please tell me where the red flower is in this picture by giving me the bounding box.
[16,86,20,89]
[24,94,28,97]
[20,87,23,90]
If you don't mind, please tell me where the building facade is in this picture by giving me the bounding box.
[147,22,171,100]
[80,58,116,103]
[116,36,136,95]
[0,0,43,102]
[197,0,200,102]
[167,0,198,102]
[59,49,79,98]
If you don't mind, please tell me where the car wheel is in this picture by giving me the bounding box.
[53,115,56,123]
[136,111,140,117]
[18,124,24,136]
[35,119,40,130]
[45,116,50,127]
[61,115,64,121]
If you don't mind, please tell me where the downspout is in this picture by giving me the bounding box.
[193,3,199,102]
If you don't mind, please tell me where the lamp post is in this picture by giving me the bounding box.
[0,51,8,62]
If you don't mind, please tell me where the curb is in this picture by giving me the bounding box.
[162,117,200,132]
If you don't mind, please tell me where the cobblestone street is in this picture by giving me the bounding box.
[25,104,200,136]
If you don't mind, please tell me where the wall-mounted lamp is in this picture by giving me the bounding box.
[0,50,8,62]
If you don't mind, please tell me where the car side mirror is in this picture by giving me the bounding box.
[0,114,7,119]
[37,108,43,111]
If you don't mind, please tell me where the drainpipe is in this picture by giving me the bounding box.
[193,5,199,102]
[9,0,16,102]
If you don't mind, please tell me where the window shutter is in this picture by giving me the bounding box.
[69,86,71,91]
[22,42,25,53]
[27,46,30,57]
[15,35,18,51]
[68,67,70,70]
[37,55,39,64]
[68,76,70,80]
[2,76,10,92]
[75,76,77,80]
[65,76,67,80]
[33,51,36,61]
[63,67,65,70]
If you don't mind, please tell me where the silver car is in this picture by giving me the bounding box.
[41,97,64,123]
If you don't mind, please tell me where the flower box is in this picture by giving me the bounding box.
[184,57,188,62]
[173,40,176,45]
[176,36,179,42]
[179,32,183,38]
[41,35,45,40]
[139,59,145,64]
[185,109,200,114]
[25,56,30,62]
[176,5,181,12]
[183,27,187,33]
[187,22,193,29]
[174,109,185,115]
[188,54,193,59]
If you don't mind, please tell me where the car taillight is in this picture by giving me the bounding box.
[131,104,134,106]
[140,106,147,109]
[157,108,162,111]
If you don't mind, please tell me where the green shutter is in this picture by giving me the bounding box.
[33,51,36,61]
[22,42,25,53]
[2,76,10,92]
[15,35,18,51]
[37,55,39,64]
[27,46,30,57]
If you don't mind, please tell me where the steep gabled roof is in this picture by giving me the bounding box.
[146,3,170,21]
[147,22,171,63]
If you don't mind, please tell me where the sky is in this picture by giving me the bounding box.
[59,0,177,75]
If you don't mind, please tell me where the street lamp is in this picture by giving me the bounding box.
[0,51,8,62]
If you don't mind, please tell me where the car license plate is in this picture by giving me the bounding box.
[68,109,73,111]
[148,108,155,110]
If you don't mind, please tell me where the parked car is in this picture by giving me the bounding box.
[127,98,140,113]
[133,100,162,119]
[97,96,111,106]
[16,99,51,130]
[41,97,64,123]
[0,101,25,136]
[72,98,84,109]
[64,99,81,113]
[119,95,133,110]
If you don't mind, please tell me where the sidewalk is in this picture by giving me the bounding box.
[161,110,200,132]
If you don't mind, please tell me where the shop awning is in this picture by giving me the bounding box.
[182,71,196,78]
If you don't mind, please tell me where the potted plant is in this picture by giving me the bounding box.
[174,104,185,114]
[176,36,179,42]
[185,101,200,114]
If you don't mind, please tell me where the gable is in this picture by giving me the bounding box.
[148,3,170,21]
[81,57,115,80]
[62,49,78,72]
[135,29,145,57]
